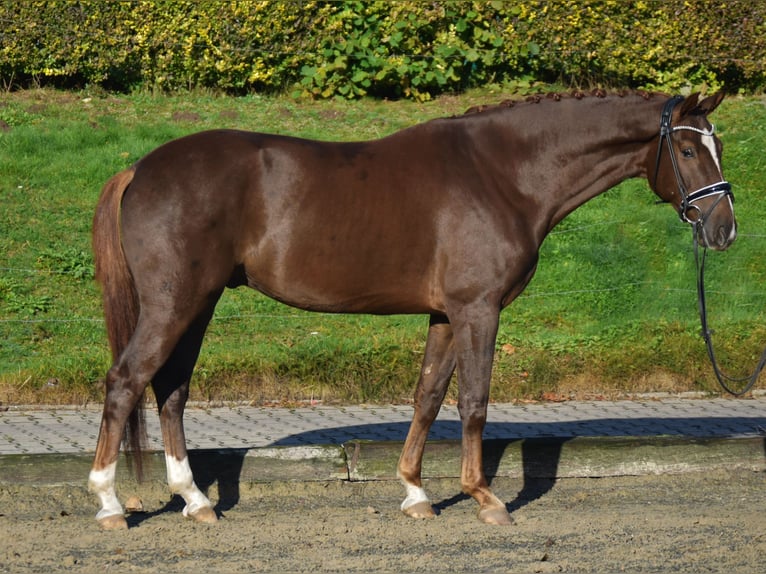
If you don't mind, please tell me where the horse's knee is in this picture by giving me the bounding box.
[458,403,488,437]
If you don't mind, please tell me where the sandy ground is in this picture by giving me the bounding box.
[1,468,764,573]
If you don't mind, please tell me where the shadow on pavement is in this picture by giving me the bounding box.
[126,416,765,524]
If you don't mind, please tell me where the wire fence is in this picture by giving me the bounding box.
[3,227,765,327]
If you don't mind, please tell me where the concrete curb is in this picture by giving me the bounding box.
[345,436,766,481]
[2,435,763,487]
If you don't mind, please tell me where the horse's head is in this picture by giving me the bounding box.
[650,92,737,251]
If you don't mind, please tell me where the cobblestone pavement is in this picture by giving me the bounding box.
[1,398,765,456]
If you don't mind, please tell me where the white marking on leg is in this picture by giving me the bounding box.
[165,454,212,516]
[400,480,430,511]
[88,462,124,520]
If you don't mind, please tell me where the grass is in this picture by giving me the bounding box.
[1,88,766,406]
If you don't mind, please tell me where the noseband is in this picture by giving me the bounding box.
[654,96,734,224]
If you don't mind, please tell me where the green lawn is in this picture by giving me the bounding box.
[2,89,765,405]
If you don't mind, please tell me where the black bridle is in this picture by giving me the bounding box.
[657,96,760,396]
[654,95,734,224]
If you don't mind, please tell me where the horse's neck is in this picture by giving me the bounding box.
[503,96,663,231]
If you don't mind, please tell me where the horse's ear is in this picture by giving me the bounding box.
[678,93,700,116]
[696,91,725,116]
[679,91,725,117]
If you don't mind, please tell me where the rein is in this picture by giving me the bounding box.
[693,231,765,396]
[656,96,760,395]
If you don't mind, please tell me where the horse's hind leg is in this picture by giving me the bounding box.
[152,301,220,524]
[89,309,198,529]
[398,315,456,518]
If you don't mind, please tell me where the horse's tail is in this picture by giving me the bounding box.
[92,167,147,480]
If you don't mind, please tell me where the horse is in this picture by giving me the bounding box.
[89,91,736,529]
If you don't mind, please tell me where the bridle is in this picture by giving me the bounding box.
[656,97,761,395]
[653,95,734,225]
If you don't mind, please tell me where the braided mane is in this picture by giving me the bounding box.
[460,89,662,116]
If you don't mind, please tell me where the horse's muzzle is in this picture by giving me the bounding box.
[685,183,736,251]
[699,220,737,251]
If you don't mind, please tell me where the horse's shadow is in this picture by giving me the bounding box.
[431,436,565,515]
[126,416,766,526]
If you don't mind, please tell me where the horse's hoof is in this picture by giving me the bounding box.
[124,496,144,513]
[98,514,128,530]
[187,506,218,524]
[478,506,512,525]
[402,501,436,519]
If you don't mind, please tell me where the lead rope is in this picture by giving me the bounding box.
[693,225,765,395]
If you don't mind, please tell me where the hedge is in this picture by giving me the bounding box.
[1,1,764,99]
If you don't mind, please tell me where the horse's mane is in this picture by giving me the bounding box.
[459,89,663,117]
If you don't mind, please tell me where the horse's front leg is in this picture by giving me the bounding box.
[452,304,511,525]
[156,382,216,524]
[398,315,456,518]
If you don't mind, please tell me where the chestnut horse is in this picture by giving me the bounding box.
[90,92,736,529]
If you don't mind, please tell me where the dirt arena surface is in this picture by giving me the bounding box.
[1,468,764,573]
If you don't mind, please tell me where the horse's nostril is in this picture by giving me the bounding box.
[717,227,727,247]
[714,225,736,250]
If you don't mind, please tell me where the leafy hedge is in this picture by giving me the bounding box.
[1,1,764,99]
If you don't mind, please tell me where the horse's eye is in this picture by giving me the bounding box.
[682,148,695,158]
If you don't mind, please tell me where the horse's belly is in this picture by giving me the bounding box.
[242,243,440,315]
